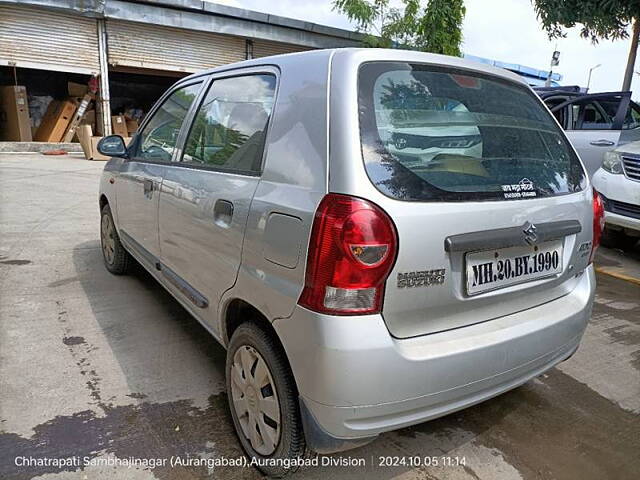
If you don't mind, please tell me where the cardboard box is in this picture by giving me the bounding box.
[76,125,94,159]
[111,115,128,137]
[125,118,139,135]
[0,85,32,141]
[35,99,77,142]
[89,137,112,161]
[68,81,88,97]
[79,129,131,161]
[80,109,96,127]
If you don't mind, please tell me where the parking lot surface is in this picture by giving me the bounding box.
[1,154,639,480]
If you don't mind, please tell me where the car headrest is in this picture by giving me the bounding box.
[583,108,596,123]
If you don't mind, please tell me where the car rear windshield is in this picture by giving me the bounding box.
[358,62,586,202]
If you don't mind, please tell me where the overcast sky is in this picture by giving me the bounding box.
[218,0,638,95]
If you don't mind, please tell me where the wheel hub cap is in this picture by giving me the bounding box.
[101,214,116,265]
[246,386,258,410]
[230,345,281,456]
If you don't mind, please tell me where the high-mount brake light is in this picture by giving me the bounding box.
[298,194,398,315]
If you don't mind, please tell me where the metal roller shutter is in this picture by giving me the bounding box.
[252,40,313,59]
[106,20,245,73]
[0,5,100,75]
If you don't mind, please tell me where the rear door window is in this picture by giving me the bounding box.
[181,74,276,175]
[358,62,586,202]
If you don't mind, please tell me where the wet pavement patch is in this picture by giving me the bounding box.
[0,260,31,266]
[48,276,80,288]
[396,368,640,480]
[62,336,85,346]
[0,394,258,480]
[594,274,640,373]
[603,324,640,347]
[594,275,640,326]
[126,392,148,400]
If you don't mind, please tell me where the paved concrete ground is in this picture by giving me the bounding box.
[1,154,639,480]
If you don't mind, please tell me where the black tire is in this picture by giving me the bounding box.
[600,228,619,248]
[601,227,638,250]
[100,204,132,275]
[226,322,306,478]
[619,233,639,250]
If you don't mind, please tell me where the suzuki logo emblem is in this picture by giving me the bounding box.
[394,137,407,150]
[523,221,538,245]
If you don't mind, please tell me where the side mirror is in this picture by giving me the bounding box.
[97,135,128,158]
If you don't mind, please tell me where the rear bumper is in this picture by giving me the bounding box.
[273,266,595,447]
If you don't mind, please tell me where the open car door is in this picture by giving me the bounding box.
[546,92,631,176]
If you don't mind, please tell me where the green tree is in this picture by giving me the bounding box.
[533,0,640,91]
[333,0,466,56]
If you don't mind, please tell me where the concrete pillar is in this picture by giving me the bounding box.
[96,18,112,136]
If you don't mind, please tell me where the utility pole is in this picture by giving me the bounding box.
[622,18,640,92]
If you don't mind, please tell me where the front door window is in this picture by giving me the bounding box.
[132,83,203,162]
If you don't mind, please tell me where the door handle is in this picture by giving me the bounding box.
[143,179,154,195]
[213,199,234,227]
[589,139,615,147]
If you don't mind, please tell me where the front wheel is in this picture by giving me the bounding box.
[226,322,306,477]
[100,204,132,275]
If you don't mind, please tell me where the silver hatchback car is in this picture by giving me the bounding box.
[98,49,600,476]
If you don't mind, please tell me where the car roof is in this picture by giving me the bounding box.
[180,48,531,87]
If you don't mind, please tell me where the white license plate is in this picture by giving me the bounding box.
[466,240,563,295]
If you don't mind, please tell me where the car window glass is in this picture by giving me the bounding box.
[132,83,202,162]
[545,98,568,128]
[182,74,276,174]
[579,102,609,129]
[358,63,586,202]
[571,98,621,130]
[623,102,640,130]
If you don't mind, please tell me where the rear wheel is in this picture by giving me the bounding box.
[100,204,131,275]
[226,322,305,477]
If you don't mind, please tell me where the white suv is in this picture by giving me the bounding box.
[592,142,640,248]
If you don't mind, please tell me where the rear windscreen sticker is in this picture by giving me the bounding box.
[501,178,537,199]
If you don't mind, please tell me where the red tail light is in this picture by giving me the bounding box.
[298,193,398,315]
[590,189,605,263]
